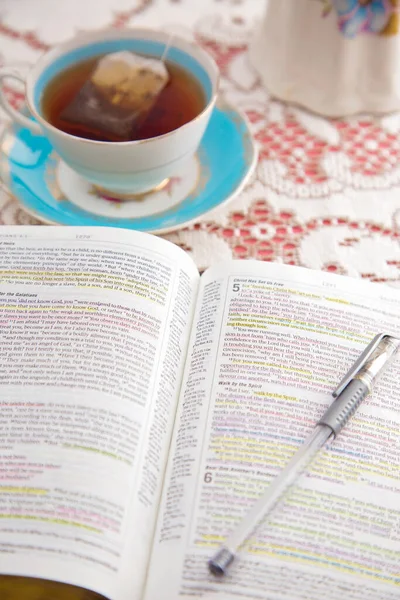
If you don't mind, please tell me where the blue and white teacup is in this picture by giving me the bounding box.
[0,29,219,196]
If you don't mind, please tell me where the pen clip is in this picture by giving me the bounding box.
[332,333,387,398]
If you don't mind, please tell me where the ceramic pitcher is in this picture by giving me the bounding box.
[249,0,400,117]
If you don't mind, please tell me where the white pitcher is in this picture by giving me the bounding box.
[249,0,400,117]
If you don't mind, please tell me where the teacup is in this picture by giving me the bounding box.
[0,29,219,196]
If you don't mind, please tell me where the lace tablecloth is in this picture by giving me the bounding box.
[0,0,399,282]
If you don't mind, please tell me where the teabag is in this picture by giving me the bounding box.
[60,51,169,141]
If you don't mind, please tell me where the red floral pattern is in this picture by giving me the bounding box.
[336,120,400,177]
[252,111,400,188]
[255,116,337,186]
[186,197,400,282]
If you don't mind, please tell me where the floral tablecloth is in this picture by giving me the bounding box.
[0,0,399,282]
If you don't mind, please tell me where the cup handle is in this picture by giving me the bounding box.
[0,68,42,136]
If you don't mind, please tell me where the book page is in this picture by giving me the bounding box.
[0,226,199,600]
[144,260,400,600]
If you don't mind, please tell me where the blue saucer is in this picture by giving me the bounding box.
[0,103,257,234]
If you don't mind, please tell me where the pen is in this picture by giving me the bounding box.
[208,333,400,577]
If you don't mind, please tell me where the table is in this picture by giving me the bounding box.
[0,0,399,282]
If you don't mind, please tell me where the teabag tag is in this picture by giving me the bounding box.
[92,51,168,111]
[60,51,169,141]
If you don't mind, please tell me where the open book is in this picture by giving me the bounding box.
[0,226,400,600]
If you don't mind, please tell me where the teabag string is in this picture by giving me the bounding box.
[59,34,175,142]
[161,33,174,63]
[135,33,174,133]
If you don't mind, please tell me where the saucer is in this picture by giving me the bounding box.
[0,102,257,234]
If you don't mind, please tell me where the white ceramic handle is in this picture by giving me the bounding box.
[0,68,42,135]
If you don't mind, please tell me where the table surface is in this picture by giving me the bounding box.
[0,0,399,283]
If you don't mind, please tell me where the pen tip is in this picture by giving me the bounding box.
[208,547,235,577]
[208,560,225,576]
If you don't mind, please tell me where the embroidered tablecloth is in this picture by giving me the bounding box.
[0,0,399,282]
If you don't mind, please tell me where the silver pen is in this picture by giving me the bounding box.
[208,333,400,576]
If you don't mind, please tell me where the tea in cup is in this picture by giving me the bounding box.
[0,29,219,195]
